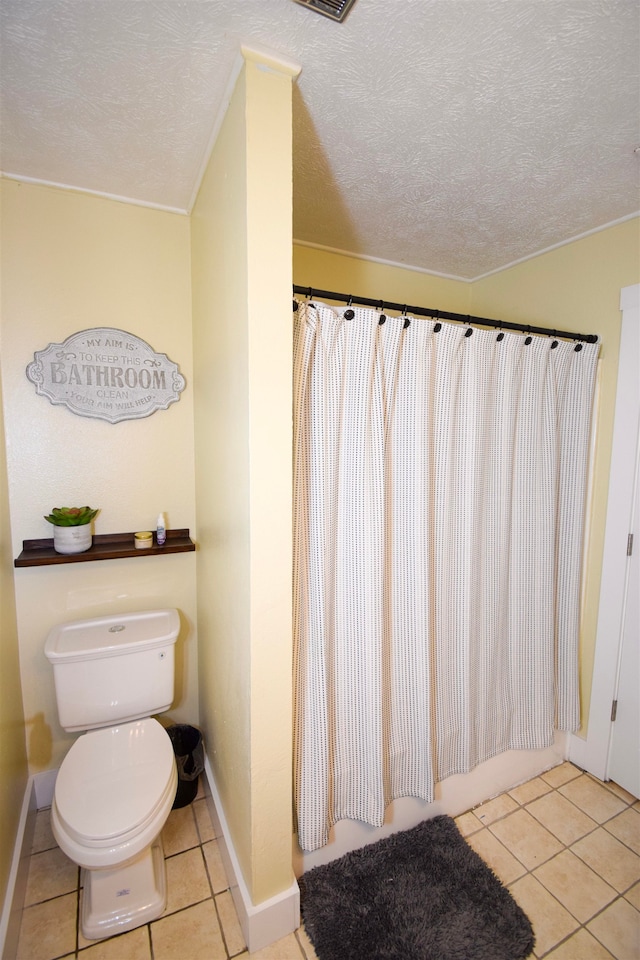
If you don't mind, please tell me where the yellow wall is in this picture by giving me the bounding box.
[293,243,472,315]
[294,216,640,733]
[0,346,28,915]
[191,49,297,905]
[0,179,198,774]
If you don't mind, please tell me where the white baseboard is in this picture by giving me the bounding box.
[202,754,300,954]
[0,778,37,960]
[32,769,57,810]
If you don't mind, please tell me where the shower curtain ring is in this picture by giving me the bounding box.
[344,295,355,320]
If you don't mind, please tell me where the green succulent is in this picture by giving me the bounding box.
[44,506,99,526]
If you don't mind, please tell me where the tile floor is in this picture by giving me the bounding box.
[16,763,640,960]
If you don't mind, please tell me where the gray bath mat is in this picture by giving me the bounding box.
[300,815,534,960]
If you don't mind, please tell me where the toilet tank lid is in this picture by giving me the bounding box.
[44,608,180,663]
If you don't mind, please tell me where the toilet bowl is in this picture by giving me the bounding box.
[52,719,177,867]
[51,718,177,939]
[44,609,181,939]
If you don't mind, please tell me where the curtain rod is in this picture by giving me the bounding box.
[293,286,598,344]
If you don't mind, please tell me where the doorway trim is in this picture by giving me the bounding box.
[569,283,639,780]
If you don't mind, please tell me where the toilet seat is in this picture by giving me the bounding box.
[54,718,176,849]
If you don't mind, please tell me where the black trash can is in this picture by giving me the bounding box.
[166,724,204,808]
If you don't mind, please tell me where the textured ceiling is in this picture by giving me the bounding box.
[1,0,639,279]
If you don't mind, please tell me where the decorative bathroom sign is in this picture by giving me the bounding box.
[26,328,186,424]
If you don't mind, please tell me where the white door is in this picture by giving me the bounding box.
[607,434,640,797]
[569,284,639,793]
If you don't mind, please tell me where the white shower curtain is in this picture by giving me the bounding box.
[293,300,599,852]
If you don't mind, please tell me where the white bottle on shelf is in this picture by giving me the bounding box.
[156,513,166,546]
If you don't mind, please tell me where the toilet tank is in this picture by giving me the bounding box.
[44,609,179,732]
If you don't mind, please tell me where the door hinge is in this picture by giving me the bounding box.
[627,533,634,556]
[611,700,618,722]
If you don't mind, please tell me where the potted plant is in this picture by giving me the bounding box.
[44,506,99,555]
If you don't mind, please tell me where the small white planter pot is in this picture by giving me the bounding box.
[52,524,93,555]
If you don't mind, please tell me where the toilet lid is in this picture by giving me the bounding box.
[55,718,176,842]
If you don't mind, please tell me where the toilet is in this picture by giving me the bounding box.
[44,608,180,940]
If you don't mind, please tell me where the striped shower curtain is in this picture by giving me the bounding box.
[293,299,599,853]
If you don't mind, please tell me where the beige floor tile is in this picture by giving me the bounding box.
[467,828,527,884]
[544,927,615,959]
[454,810,483,837]
[527,790,597,845]
[604,807,640,855]
[215,889,246,955]
[626,881,640,911]
[151,898,226,960]
[17,891,77,960]
[79,925,151,959]
[203,795,223,837]
[203,839,229,894]
[473,793,519,825]
[25,846,78,905]
[247,931,305,958]
[541,762,582,789]
[163,847,212,916]
[193,797,216,843]
[32,809,57,854]
[161,805,200,857]
[587,897,640,960]
[508,874,579,957]
[534,850,617,923]
[296,924,320,960]
[572,826,640,893]
[22,766,639,960]
[559,775,627,824]
[509,777,552,806]
[489,808,563,869]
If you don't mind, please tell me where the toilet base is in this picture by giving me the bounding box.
[81,836,167,940]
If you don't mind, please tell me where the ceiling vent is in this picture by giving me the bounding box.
[293,0,358,22]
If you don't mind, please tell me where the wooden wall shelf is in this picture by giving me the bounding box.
[14,528,195,567]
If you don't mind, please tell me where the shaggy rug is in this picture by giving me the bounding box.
[300,816,534,960]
